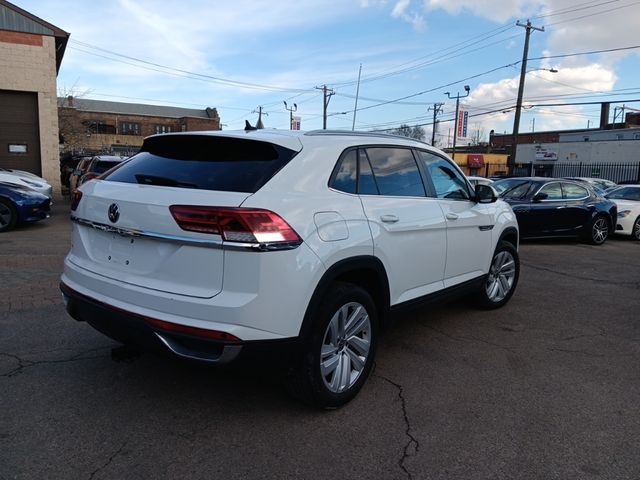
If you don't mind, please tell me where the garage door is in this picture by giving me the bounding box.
[0,90,41,175]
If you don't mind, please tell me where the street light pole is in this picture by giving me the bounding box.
[445,86,470,161]
[284,101,297,130]
[511,20,544,173]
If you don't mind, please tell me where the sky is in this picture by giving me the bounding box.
[16,0,640,146]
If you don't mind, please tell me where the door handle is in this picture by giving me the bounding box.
[446,213,459,220]
[380,214,399,223]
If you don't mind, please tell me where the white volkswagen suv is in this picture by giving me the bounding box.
[61,129,519,408]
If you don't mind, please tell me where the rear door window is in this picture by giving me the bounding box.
[103,135,297,193]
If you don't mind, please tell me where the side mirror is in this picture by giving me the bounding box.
[532,192,548,202]
[475,184,497,204]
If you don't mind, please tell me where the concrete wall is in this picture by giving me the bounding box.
[517,140,640,164]
[0,33,60,192]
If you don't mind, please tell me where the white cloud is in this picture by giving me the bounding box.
[460,63,617,134]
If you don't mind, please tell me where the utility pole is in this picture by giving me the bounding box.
[252,106,268,129]
[428,102,444,146]
[510,20,544,173]
[316,85,334,130]
[445,86,471,161]
[352,64,362,131]
[283,101,297,130]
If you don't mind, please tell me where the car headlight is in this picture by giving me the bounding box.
[21,178,43,188]
[618,210,631,218]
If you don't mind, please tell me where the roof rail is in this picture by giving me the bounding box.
[304,130,428,144]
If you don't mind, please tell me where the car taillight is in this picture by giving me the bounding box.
[169,206,302,244]
[70,190,83,211]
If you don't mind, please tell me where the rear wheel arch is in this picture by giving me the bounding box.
[298,256,390,341]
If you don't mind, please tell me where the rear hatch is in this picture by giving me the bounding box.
[68,133,300,298]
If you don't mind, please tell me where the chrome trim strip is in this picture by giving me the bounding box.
[70,216,302,252]
[154,332,243,364]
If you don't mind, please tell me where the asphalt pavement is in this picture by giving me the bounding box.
[1,199,639,480]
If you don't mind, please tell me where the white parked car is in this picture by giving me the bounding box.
[606,185,640,240]
[0,168,53,198]
[61,129,520,408]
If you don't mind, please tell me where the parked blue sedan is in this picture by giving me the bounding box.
[0,181,51,232]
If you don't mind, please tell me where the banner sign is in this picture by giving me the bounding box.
[456,109,468,142]
[291,116,301,131]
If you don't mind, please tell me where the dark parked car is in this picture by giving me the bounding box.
[493,177,617,245]
[0,182,51,232]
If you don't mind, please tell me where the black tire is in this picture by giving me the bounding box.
[475,241,520,309]
[632,217,640,241]
[0,198,18,233]
[588,214,609,245]
[286,282,378,409]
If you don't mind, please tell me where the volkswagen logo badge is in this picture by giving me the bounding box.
[108,203,120,223]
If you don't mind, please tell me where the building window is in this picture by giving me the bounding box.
[154,125,172,134]
[85,120,115,134]
[120,122,141,135]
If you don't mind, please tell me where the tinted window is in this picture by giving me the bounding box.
[331,150,357,194]
[358,150,379,195]
[562,183,589,200]
[365,148,425,197]
[93,161,122,174]
[539,183,563,200]
[416,151,470,200]
[103,135,296,193]
[607,187,640,201]
[493,178,530,195]
[502,181,533,200]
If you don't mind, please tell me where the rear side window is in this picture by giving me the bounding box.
[331,150,357,194]
[103,135,297,193]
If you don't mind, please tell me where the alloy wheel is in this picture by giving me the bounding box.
[633,218,640,241]
[592,217,609,244]
[486,251,516,303]
[320,302,371,394]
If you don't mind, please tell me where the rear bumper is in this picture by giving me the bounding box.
[60,282,298,365]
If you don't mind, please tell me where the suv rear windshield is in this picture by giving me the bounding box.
[103,135,297,193]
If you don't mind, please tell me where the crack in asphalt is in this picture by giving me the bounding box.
[521,261,640,289]
[0,347,112,377]
[423,324,517,354]
[88,442,126,480]
[375,373,419,480]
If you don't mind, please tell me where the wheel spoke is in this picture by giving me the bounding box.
[344,347,365,372]
[321,344,338,359]
[345,309,368,338]
[339,353,352,392]
[347,335,370,357]
[321,352,340,377]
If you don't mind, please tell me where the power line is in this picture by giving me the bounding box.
[529,44,640,61]
[69,39,314,93]
[545,0,640,26]
[533,0,622,19]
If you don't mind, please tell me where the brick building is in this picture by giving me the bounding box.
[58,97,221,156]
[0,0,69,193]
